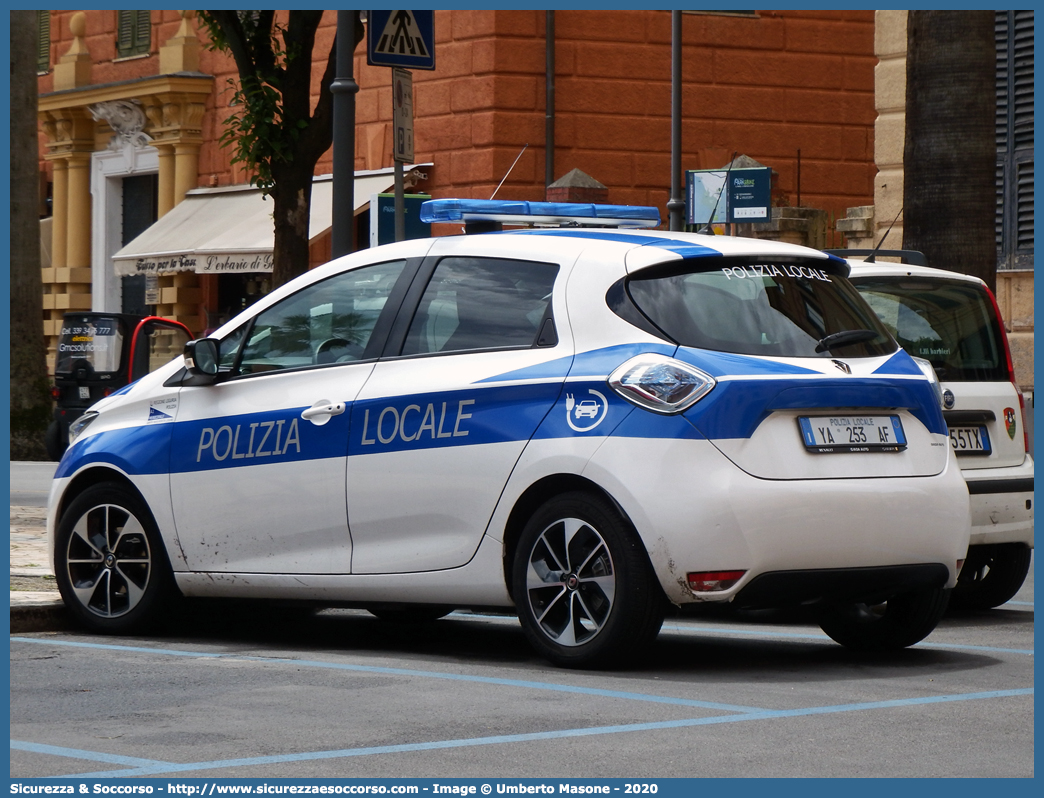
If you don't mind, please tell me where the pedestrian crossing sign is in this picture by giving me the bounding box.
[367,10,435,70]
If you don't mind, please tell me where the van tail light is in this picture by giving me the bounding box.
[687,570,746,592]
[50,385,60,401]
[608,354,716,414]
[984,285,1029,453]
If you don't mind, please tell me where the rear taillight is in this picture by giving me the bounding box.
[50,385,60,401]
[608,354,716,414]
[687,570,746,592]
[984,285,1028,453]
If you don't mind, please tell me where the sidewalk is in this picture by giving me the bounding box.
[10,504,68,632]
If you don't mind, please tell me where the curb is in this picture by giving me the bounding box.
[10,596,70,634]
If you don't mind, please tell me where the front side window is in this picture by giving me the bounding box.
[401,257,558,356]
[853,277,1006,381]
[620,258,896,359]
[230,260,406,375]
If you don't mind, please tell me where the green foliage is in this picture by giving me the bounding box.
[198,11,311,195]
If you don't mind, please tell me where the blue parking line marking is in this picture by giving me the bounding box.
[9,637,765,714]
[9,739,169,768]
[19,687,1032,779]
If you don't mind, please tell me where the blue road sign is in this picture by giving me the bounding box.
[367,10,435,70]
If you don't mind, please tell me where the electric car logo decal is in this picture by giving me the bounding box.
[566,389,609,432]
[1004,407,1017,439]
[832,360,851,374]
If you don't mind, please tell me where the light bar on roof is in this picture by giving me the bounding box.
[419,199,662,229]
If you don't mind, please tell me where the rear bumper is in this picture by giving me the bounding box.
[733,564,949,610]
[963,457,1034,547]
[585,436,971,606]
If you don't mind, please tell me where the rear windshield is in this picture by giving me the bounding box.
[620,258,896,358]
[851,277,1006,381]
[55,316,124,374]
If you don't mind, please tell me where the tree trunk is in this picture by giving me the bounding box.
[903,10,997,292]
[269,165,315,287]
[10,11,51,460]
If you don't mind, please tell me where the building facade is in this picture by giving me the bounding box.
[36,9,880,370]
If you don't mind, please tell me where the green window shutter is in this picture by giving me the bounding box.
[117,10,150,58]
[996,10,1034,269]
[135,10,151,54]
[37,11,50,73]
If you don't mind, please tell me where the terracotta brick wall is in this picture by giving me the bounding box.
[41,10,876,223]
[365,9,878,224]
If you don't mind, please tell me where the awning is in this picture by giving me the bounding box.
[112,166,426,276]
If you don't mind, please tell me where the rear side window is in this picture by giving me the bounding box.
[401,257,558,355]
[621,259,896,358]
[852,277,1006,381]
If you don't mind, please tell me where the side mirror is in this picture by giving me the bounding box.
[184,338,219,377]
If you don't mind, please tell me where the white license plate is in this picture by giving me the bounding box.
[78,387,90,399]
[949,425,991,455]
[798,415,907,453]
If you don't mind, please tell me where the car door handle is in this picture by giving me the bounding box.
[301,400,346,425]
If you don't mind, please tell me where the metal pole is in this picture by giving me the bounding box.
[666,11,684,231]
[394,160,405,242]
[331,11,359,258]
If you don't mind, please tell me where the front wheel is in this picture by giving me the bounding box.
[818,587,950,651]
[512,492,665,669]
[948,543,1032,610]
[54,482,176,634]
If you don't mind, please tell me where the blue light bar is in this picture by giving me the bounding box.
[419,199,661,229]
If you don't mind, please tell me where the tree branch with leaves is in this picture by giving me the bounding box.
[198,11,363,287]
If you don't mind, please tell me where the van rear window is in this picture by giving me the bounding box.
[55,316,124,374]
[618,259,896,358]
[852,277,1006,382]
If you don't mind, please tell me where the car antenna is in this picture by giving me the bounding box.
[699,151,737,235]
[459,144,529,234]
[490,143,529,201]
[863,206,903,263]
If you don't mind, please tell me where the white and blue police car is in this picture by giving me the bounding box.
[48,199,971,668]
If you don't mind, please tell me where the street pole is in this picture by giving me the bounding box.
[331,11,359,258]
[667,10,685,232]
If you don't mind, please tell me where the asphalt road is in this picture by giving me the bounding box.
[10,461,1034,778]
[10,588,1034,779]
[10,460,56,507]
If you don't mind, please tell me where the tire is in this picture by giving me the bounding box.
[53,482,176,634]
[367,606,454,623]
[512,492,665,669]
[949,543,1032,610]
[818,587,950,651]
[44,420,65,461]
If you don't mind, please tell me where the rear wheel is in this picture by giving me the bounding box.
[949,543,1032,610]
[512,492,664,669]
[818,588,950,650]
[54,483,175,634]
